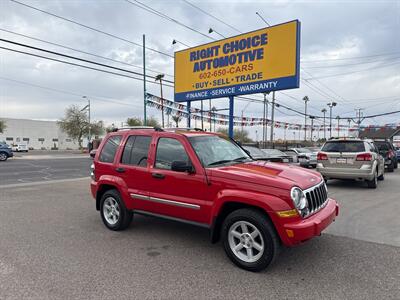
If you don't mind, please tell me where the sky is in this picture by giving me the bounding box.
[0,0,399,140]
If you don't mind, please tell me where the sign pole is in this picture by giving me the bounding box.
[143,34,147,125]
[229,96,234,139]
[187,101,191,127]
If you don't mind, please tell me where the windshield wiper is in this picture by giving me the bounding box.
[207,157,251,166]
[207,159,233,166]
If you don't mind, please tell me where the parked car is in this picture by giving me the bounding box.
[317,139,385,188]
[242,146,290,162]
[396,147,400,161]
[373,140,397,172]
[91,127,339,272]
[262,148,292,163]
[0,142,14,161]
[285,148,317,168]
[11,143,28,152]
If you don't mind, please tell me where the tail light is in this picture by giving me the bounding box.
[388,150,395,158]
[356,153,372,161]
[317,152,328,160]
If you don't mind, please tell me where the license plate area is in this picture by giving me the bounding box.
[336,158,347,164]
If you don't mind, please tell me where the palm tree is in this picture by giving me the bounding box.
[172,114,182,127]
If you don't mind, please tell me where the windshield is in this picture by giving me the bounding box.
[374,141,390,151]
[243,146,265,158]
[189,135,251,167]
[322,141,365,153]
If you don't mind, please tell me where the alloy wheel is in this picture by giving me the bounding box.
[228,221,265,263]
[103,197,120,225]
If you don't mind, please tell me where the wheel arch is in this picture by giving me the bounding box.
[96,183,120,211]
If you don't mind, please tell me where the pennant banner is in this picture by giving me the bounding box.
[145,93,400,131]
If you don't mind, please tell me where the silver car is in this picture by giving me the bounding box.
[285,148,318,168]
[317,139,385,188]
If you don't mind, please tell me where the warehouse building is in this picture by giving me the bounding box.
[0,118,79,150]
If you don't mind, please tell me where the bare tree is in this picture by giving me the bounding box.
[58,105,104,149]
[0,120,6,133]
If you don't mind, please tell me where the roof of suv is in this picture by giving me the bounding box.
[109,127,219,137]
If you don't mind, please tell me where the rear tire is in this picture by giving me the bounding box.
[221,208,280,272]
[367,171,378,189]
[100,189,132,231]
[378,172,384,181]
[388,162,394,173]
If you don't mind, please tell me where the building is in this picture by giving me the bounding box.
[359,127,400,144]
[0,118,79,150]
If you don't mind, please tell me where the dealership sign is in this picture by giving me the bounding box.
[174,20,300,102]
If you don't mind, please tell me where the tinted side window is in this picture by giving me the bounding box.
[121,135,151,166]
[155,138,190,170]
[99,135,122,163]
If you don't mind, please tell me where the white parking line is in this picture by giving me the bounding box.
[0,177,89,189]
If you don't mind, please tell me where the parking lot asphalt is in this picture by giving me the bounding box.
[0,156,91,186]
[0,156,399,299]
[0,179,399,300]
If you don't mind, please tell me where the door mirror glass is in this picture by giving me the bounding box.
[171,161,194,173]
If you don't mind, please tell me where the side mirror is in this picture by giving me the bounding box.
[171,161,194,173]
[90,150,97,158]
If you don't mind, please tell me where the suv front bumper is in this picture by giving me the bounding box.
[281,199,339,246]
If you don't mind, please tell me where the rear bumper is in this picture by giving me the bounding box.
[317,164,375,180]
[281,199,339,246]
[90,181,98,199]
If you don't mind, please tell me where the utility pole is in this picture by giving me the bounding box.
[262,93,268,148]
[336,116,340,137]
[201,100,204,130]
[321,108,327,141]
[347,118,352,137]
[209,99,212,132]
[155,74,165,127]
[270,91,276,146]
[81,96,91,144]
[327,102,337,138]
[143,34,147,125]
[303,96,309,141]
[355,108,364,138]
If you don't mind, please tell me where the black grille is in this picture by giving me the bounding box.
[305,182,328,216]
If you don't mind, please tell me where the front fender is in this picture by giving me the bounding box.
[210,189,293,221]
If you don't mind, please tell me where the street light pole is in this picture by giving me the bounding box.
[82,96,91,144]
[310,116,315,143]
[327,102,337,138]
[155,74,165,127]
[303,96,309,141]
[321,108,327,141]
[336,116,340,137]
[262,93,268,148]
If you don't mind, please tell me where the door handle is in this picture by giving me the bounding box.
[152,173,165,179]
[115,167,126,173]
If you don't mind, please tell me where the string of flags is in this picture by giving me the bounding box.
[145,93,400,131]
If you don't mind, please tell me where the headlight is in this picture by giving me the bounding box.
[290,187,308,211]
[90,163,95,180]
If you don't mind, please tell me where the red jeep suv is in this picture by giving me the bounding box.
[90,127,339,271]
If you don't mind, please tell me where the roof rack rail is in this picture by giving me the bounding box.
[111,126,161,132]
[163,127,204,132]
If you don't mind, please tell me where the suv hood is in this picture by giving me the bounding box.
[209,160,322,190]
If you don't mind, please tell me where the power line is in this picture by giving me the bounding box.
[301,51,400,63]
[9,0,173,58]
[0,38,175,84]
[0,28,174,78]
[304,55,400,68]
[305,60,400,80]
[182,0,242,33]
[124,0,215,41]
[0,76,141,107]
[0,46,174,87]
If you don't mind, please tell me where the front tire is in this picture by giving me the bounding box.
[221,208,280,272]
[100,189,132,231]
[388,162,394,173]
[0,152,8,161]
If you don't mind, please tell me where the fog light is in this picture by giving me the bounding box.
[286,229,294,238]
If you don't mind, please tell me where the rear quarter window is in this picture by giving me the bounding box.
[322,141,365,153]
[99,135,122,163]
